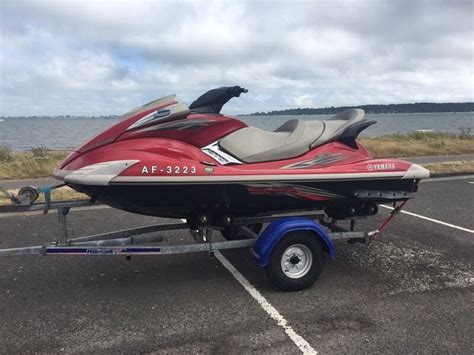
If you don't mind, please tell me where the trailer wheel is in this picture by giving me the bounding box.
[265,231,324,291]
[18,186,39,205]
[221,223,262,240]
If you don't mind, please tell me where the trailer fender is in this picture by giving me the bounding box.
[252,217,335,267]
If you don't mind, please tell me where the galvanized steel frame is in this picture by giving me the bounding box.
[0,197,368,257]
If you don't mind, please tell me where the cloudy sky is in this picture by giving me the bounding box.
[0,0,472,116]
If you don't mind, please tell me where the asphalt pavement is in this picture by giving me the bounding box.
[0,176,473,353]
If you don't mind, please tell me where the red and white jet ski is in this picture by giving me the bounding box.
[54,86,429,225]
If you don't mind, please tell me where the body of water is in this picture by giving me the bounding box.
[0,112,472,151]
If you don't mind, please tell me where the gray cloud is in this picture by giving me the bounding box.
[0,0,472,116]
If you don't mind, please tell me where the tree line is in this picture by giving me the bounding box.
[248,102,474,116]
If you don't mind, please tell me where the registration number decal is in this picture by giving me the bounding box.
[141,165,197,175]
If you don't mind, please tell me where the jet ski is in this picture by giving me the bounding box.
[53,86,429,227]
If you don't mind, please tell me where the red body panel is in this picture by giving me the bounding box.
[75,99,178,155]
[116,114,246,148]
[60,109,247,170]
[62,138,208,171]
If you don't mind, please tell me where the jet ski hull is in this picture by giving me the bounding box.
[69,176,419,219]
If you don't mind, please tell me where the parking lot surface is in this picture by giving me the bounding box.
[0,177,472,353]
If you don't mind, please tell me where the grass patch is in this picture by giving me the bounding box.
[361,131,474,158]
[423,161,474,175]
[0,150,68,180]
[0,145,14,162]
[31,145,50,158]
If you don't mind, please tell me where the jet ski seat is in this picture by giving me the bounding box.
[219,109,366,163]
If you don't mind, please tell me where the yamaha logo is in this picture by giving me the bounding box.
[367,163,396,171]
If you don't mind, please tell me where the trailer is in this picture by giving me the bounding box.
[0,184,405,291]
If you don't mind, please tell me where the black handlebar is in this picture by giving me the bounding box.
[231,86,248,97]
[190,86,248,113]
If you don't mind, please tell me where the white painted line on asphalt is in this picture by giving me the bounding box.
[215,251,317,355]
[380,205,474,234]
[178,219,316,353]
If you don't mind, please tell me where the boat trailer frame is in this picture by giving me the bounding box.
[0,191,403,257]
[0,201,368,257]
[0,184,406,289]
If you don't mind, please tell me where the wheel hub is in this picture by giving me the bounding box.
[280,244,313,279]
[289,255,300,264]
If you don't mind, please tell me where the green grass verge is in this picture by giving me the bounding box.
[0,147,67,180]
[360,131,474,158]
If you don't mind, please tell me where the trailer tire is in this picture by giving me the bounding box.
[265,231,324,291]
[18,186,39,205]
[221,223,262,240]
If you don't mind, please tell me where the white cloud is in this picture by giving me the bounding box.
[0,0,473,116]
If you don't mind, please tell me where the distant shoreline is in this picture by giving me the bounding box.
[1,102,473,119]
[245,102,474,116]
